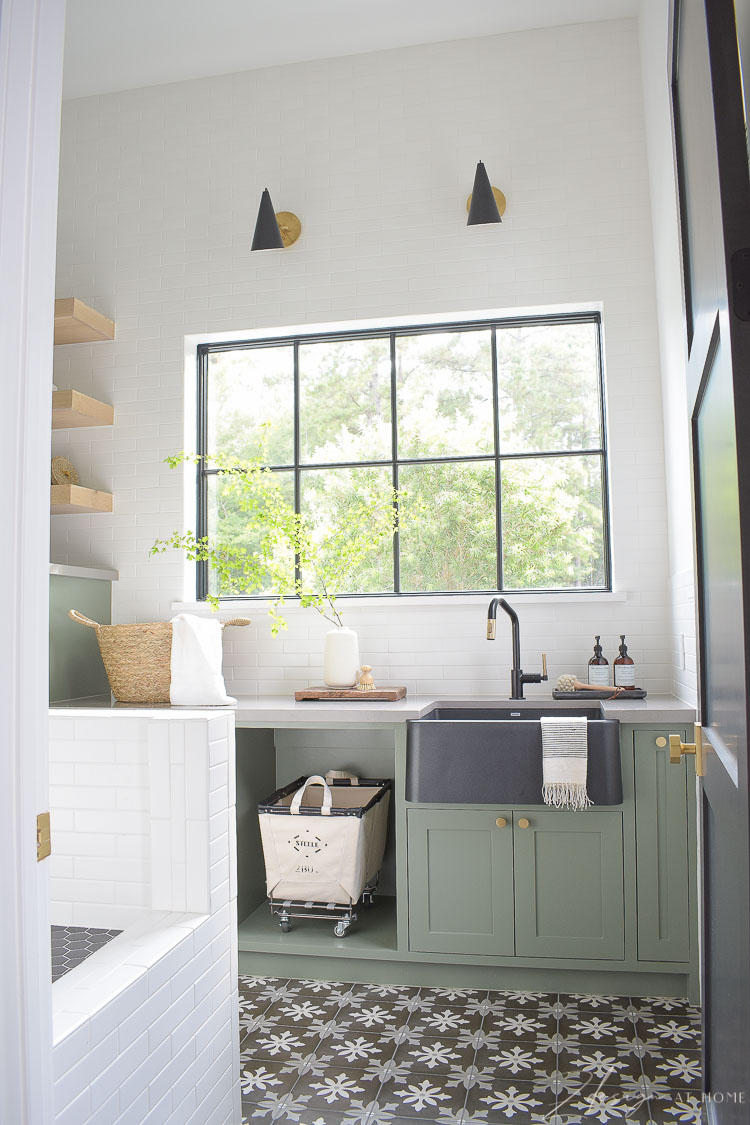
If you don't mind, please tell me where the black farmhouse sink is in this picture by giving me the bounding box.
[406,702,622,806]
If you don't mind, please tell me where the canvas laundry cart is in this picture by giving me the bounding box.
[258,772,391,937]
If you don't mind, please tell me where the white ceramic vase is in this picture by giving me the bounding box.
[323,626,360,688]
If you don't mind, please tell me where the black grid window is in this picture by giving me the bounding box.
[196,313,611,601]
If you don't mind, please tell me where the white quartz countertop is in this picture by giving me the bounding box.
[50,693,697,725]
[230,694,696,725]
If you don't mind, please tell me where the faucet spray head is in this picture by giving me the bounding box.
[487,618,496,640]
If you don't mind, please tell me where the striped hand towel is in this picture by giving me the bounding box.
[540,716,592,810]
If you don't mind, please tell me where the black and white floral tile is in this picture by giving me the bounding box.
[51,924,122,983]
[238,976,702,1125]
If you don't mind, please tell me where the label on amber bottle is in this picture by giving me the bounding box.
[614,664,636,687]
[588,665,610,686]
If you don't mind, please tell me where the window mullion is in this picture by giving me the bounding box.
[390,333,400,595]
[491,326,503,592]
[293,340,301,590]
[196,346,208,601]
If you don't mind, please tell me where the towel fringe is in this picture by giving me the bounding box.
[542,781,592,811]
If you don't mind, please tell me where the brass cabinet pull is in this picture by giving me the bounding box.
[655,736,667,748]
[495,817,507,828]
[517,817,530,829]
[668,723,704,777]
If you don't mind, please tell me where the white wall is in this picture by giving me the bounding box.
[637,0,697,705]
[52,19,675,696]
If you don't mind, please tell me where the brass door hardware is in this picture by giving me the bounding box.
[495,817,507,828]
[669,723,705,777]
[517,817,530,829]
[37,812,51,861]
[655,736,667,748]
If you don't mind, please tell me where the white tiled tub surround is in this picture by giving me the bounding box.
[49,710,241,1125]
[52,18,677,696]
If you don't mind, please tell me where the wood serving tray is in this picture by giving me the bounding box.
[295,686,407,701]
[553,688,647,700]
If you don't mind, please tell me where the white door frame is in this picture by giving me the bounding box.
[0,0,66,1121]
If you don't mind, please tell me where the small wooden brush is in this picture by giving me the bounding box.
[356,665,376,692]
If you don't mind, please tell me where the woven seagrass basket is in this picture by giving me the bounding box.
[68,610,251,703]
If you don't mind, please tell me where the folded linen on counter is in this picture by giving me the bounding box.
[540,715,592,810]
[169,614,237,706]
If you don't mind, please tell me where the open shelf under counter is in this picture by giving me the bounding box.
[238,896,399,960]
[52,389,113,429]
[50,484,113,514]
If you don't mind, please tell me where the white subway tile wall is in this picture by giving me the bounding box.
[671,566,698,704]
[50,711,241,1125]
[52,19,678,696]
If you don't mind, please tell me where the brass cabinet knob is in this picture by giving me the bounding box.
[495,817,507,828]
[655,736,667,748]
[517,817,530,829]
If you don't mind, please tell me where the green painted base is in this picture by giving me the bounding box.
[238,896,398,959]
[237,947,693,999]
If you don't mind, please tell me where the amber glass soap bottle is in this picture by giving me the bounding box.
[588,636,610,686]
[614,635,636,688]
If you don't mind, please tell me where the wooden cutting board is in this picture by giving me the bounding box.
[295,686,407,701]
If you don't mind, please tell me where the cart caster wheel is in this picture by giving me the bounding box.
[334,921,349,938]
[279,919,291,933]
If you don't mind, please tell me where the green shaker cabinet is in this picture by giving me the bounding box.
[513,809,624,960]
[237,720,698,1000]
[634,730,691,962]
[407,807,624,960]
[407,809,514,956]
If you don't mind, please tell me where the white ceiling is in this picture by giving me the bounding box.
[63,0,641,99]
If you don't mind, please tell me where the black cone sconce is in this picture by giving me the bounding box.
[251,188,302,251]
[466,161,506,226]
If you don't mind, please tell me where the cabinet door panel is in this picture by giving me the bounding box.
[407,809,514,956]
[634,731,690,962]
[514,810,624,959]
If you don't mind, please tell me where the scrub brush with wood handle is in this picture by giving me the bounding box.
[556,674,626,696]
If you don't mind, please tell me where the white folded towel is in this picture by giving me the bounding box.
[540,716,592,810]
[169,614,237,706]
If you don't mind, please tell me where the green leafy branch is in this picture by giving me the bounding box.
[152,444,400,633]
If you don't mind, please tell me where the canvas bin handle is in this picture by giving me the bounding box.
[325,770,360,785]
[290,775,333,816]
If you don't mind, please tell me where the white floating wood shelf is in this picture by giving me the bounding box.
[54,298,115,345]
[52,389,114,429]
[50,484,113,515]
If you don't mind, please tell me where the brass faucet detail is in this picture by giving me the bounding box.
[487,597,548,700]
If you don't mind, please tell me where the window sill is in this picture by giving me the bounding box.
[171,591,629,615]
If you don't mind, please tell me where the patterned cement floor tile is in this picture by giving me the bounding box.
[383,1076,469,1119]
[408,1006,484,1038]
[636,1018,702,1051]
[238,978,703,1125]
[487,990,557,1011]
[392,1036,477,1075]
[640,1050,702,1092]
[240,1059,300,1102]
[481,1009,554,1043]
[465,1079,557,1122]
